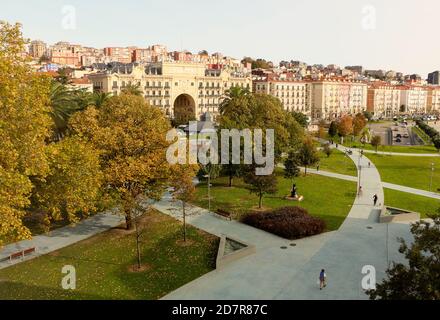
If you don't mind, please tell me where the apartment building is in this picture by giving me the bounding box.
[399,85,428,114]
[49,42,81,67]
[29,40,47,59]
[427,87,440,113]
[253,78,310,116]
[103,47,136,64]
[88,61,251,120]
[310,79,367,120]
[367,82,401,118]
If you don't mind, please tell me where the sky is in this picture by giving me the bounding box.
[1,0,439,77]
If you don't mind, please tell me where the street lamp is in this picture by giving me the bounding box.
[430,163,435,192]
[203,174,211,212]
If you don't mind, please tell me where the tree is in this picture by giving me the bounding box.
[363,111,373,121]
[317,120,326,139]
[284,151,300,181]
[337,115,353,144]
[197,163,221,181]
[433,136,440,152]
[297,137,320,176]
[353,113,367,137]
[371,135,382,153]
[69,94,173,230]
[328,121,338,139]
[91,92,112,108]
[0,22,52,245]
[322,143,333,158]
[49,81,85,140]
[292,111,308,128]
[243,169,278,209]
[55,68,73,85]
[368,215,440,300]
[121,83,142,96]
[32,136,103,226]
[171,165,199,242]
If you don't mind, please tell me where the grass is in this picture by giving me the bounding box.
[193,171,356,231]
[367,154,440,192]
[384,188,440,219]
[344,140,438,154]
[318,149,357,177]
[411,126,432,145]
[0,210,218,300]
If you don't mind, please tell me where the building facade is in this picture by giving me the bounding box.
[253,79,310,116]
[367,83,401,118]
[29,40,47,59]
[399,86,428,114]
[427,87,440,113]
[88,61,251,120]
[310,80,368,120]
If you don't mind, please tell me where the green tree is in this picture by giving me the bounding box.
[328,121,338,138]
[292,111,308,128]
[368,215,440,300]
[91,92,112,108]
[322,143,333,158]
[297,137,320,175]
[243,169,278,209]
[121,83,142,96]
[284,151,300,181]
[433,136,440,152]
[363,111,373,121]
[371,135,382,153]
[69,95,173,230]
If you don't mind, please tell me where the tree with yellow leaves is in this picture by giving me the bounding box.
[32,136,103,227]
[0,22,52,245]
[69,94,173,229]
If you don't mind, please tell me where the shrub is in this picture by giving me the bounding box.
[242,206,326,240]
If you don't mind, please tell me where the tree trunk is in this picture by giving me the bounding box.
[259,193,263,209]
[304,165,308,176]
[229,175,233,187]
[182,202,187,242]
[125,208,133,230]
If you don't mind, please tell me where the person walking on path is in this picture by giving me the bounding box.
[373,194,378,206]
[358,186,363,197]
[319,269,327,290]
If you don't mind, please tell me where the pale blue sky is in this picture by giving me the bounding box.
[1,0,439,76]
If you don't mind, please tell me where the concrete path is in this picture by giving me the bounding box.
[159,148,415,300]
[0,212,124,270]
[361,149,439,157]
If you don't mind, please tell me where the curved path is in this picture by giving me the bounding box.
[159,148,414,300]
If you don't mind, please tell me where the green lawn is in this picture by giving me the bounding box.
[318,149,357,177]
[344,141,438,154]
[384,188,440,219]
[368,154,440,192]
[194,172,356,231]
[0,210,218,300]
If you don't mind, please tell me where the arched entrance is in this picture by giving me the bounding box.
[173,94,196,125]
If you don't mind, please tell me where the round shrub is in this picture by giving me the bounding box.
[242,206,326,240]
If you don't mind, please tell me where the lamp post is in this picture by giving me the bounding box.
[204,174,211,212]
[430,163,435,192]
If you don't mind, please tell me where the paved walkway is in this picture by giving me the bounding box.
[0,212,124,270]
[159,148,415,300]
[361,149,439,157]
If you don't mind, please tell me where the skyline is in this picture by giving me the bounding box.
[1,0,440,77]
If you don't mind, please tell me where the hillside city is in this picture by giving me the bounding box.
[27,40,440,122]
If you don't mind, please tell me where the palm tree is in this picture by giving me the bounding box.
[48,81,89,141]
[91,92,112,108]
[219,85,250,114]
[121,83,143,96]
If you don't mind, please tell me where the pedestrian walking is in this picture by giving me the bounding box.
[368,162,371,168]
[373,194,378,206]
[319,269,327,290]
[358,186,363,196]
[317,164,320,172]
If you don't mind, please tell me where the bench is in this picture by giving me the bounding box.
[216,209,232,221]
[7,247,36,263]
